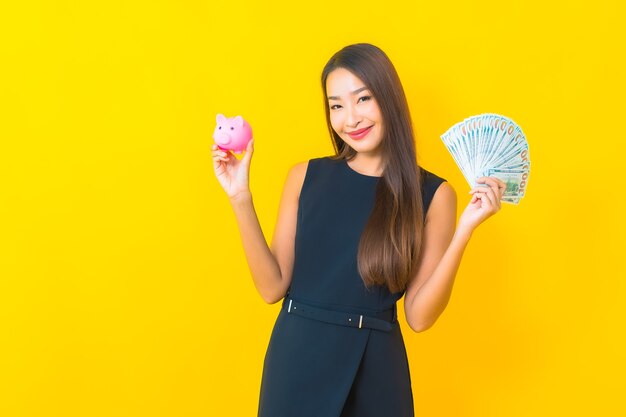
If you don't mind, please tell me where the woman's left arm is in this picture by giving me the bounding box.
[404,177,506,332]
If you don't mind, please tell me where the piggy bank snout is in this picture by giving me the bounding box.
[213,132,232,145]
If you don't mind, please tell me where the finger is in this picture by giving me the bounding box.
[213,150,229,159]
[481,185,497,207]
[485,177,506,196]
[213,149,230,159]
[212,144,228,156]
[472,191,486,205]
[491,177,506,196]
[242,138,254,164]
[469,184,488,191]
[474,189,495,208]
[468,184,490,194]
[477,177,503,201]
[213,154,223,169]
[476,176,499,191]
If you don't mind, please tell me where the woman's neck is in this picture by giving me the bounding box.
[348,154,384,177]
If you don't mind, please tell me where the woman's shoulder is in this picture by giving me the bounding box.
[292,155,333,167]
[418,166,454,217]
[294,155,343,175]
[288,156,328,175]
[419,165,446,182]
[420,165,452,196]
[286,156,333,188]
[419,166,447,191]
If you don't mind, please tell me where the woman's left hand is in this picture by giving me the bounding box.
[457,176,507,233]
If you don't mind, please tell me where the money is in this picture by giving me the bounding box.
[440,113,530,205]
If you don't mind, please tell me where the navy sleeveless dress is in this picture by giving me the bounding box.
[258,156,447,417]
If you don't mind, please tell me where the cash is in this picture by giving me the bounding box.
[440,113,530,205]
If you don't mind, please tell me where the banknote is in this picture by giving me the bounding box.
[440,113,530,205]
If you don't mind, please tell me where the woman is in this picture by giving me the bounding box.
[212,43,506,417]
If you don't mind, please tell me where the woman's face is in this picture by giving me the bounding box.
[326,68,384,156]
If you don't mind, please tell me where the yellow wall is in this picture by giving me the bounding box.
[2,1,624,415]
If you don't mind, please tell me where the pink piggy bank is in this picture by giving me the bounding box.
[212,113,253,154]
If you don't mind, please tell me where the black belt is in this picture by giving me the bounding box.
[282,296,397,332]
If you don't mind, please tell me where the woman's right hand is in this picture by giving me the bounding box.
[211,138,254,201]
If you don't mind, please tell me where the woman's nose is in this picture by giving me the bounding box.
[345,106,362,127]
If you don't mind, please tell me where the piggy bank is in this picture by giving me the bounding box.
[212,113,253,154]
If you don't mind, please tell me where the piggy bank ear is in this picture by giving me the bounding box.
[216,114,227,123]
[234,116,244,127]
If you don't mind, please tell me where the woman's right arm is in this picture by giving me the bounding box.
[212,140,306,304]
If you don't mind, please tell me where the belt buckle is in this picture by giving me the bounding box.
[348,314,363,329]
[349,314,363,329]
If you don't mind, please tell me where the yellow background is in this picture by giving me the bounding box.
[2,0,624,415]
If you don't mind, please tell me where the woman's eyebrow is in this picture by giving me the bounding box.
[328,86,369,101]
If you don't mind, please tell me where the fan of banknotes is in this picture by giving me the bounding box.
[440,113,530,205]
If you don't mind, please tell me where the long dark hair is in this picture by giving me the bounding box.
[321,43,425,294]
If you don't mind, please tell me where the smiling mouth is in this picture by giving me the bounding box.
[347,125,374,140]
[347,125,373,135]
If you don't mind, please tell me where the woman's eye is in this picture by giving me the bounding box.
[330,96,371,111]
